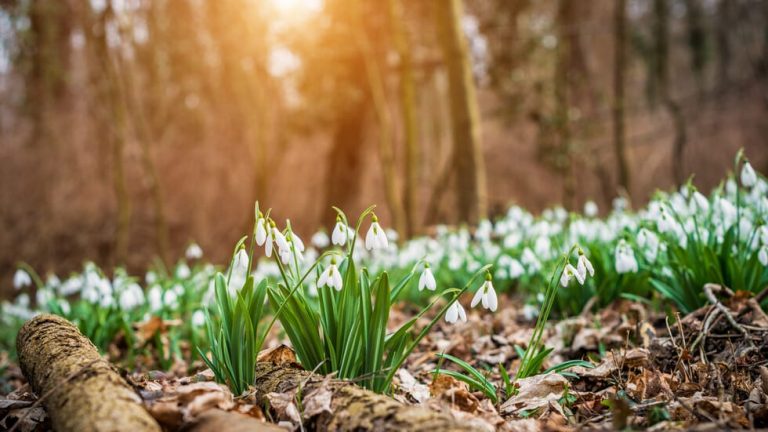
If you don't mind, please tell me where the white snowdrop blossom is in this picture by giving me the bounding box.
[233,248,249,274]
[119,283,145,311]
[657,207,674,233]
[311,231,330,249]
[148,285,163,311]
[637,228,660,262]
[192,310,206,327]
[691,191,709,213]
[185,243,203,260]
[255,216,268,246]
[560,264,583,287]
[13,269,32,289]
[317,258,343,291]
[273,227,290,254]
[230,248,250,293]
[576,250,594,280]
[176,263,191,279]
[584,201,598,218]
[418,263,437,291]
[445,301,467,324]
[615,240,639,274]
[741,161,757,188]
[470,273,497,312]
[365,215,389,251]
[759,246,768,266]
[332,217,350,246]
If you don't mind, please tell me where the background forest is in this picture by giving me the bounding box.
[1,0,767,294]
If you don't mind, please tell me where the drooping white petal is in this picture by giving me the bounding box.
[759,247,768,266]
[365,225,376,250]
[332,222,348,246]
[13,269,32,289]
[470,288,484,308]
[318,267,331,288]
[457,302,467,321]
[742,161,757,187]
[566,264,584,285]
[255,219,267,246]
[486,285,498,312]
[446,302,459,323]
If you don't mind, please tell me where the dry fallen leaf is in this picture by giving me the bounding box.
[258,344,300,366]
[500,373,569,417]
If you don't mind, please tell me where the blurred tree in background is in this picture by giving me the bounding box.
[0,0,767,288]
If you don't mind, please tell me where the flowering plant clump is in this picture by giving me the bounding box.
[265,205,494,393]
[198,233,271,396]
[2,250,215,364]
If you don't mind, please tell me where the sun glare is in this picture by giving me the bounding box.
[268,0,323,15]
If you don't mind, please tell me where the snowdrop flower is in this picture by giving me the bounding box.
[332,217,350,246]
[445,301,467,324]
[470,272,497,312]
[657,207,674,233]
[317,257,343,291]
[760,226,768,245]
[291,232,306,253]
[560,264,584,287]
[255,214,268,246]
[163,289,179,310]
[13,269,32,289]
[36,287,53,307]
[615,240,639,274]
[418,263,437,291]
[192,310,206,327]
[273,225,290,254]
[584,201,598,218]
[741,161,757,188]
[233,248,249,274]
[576,249,594,280]
[176,263,191,279]
[147,285,163,311]
[637,228,660,262]
[311,231,330,249]
[690,191,709,213]
[119,283,145,311]
[365,214,389,251]
[185,243,203,260]
[759,246,768,266]
[522,304,539,320]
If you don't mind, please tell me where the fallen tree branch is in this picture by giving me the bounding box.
[16,314,161,432]
[703,284,753,345]
[252,362,477,431]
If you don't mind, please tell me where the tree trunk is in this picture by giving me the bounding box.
[358,10,408,237]
[715,0,732,92]
[389,0,420,237]
[324,94,369,221]
[435,0,487,224]
[654,0,687,186]
[613,0,631,195]
[17,314,161,432]
[252,362,476,431]
[555,0,576,210]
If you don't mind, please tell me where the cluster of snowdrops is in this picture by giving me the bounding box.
[3,151,767,396]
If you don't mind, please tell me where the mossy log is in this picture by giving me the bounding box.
[180,409,284,432]
[16,314,161,432]
[253,362,475,431]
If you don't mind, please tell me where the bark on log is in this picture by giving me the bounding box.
[253,362,475,431]
[16,314,161,432]
[180,409,284,432]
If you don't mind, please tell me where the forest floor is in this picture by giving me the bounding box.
[1,292,768,431]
